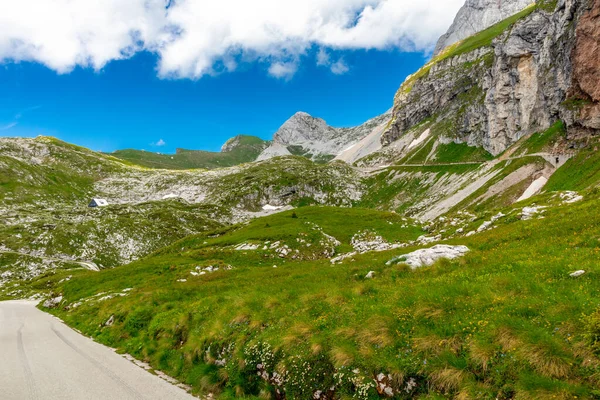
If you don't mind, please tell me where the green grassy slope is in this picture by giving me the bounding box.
[0,137,366,295]
[545,148,600,192]
[0,201,224,269]
[111,135,269,170]
[36,192,600,399]
[511,121,567,156]
[0,136,129,206]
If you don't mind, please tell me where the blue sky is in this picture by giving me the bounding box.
[0,49,426,153]
[0,0,464,153]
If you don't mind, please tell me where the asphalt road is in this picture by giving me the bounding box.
[0,300,196,400]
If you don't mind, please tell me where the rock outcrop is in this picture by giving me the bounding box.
[434,0,534,56]
[383,0,595,157]
[386,245,470,269]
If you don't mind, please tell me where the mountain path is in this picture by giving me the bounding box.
[360,152,572,174]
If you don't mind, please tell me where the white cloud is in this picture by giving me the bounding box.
[330,59,349,75]
[316,49,349,75]
[268,61,298,80]
[0,0,465,79]
[316,48,331,66]
[151,138,166,147]
[0,122,17,131]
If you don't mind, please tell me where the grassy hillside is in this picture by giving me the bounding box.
[0,136,129,206]
[0,137,366,296]
[4,133,600,399]
[37,193,600,399]
[111,135,269,170]
[511,121,567,156]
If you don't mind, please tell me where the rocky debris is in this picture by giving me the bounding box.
[387,245,470,269]
[43,295,63,308]
[365,271,376,279]
[351,230,406,253]
[104,315,115,327]
[235,243,259,251]
[191,265,232,276]
[477,220,493,232]
[559,191,584,204]
[416,235,442,245]
[374,373,394,397]
[330,252,357,264]
[414,164,502,221]
[570,270,586,277]
[522,205,546,220]
[334,112,393,164]
[477,212,506,233]
[404,377,418,394]
[97,292,128,302]
[434,0,534,56]
[276,245,292,258]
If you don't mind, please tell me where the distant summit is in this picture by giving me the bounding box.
[257,110,392,163]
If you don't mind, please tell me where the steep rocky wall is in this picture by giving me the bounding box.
[382,48,492,148]
[568,0,600,134]
[383,0,592,157]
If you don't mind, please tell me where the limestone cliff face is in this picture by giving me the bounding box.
[383,0,595,157]
[434,0,534,56]
[568,0,600,133]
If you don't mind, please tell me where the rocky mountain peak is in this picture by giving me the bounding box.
[273,112,338,145]
[434,0,534,56]
[255,110,392,162]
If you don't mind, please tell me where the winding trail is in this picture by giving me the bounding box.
[0,300,196,400]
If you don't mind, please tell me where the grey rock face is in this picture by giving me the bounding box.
[273,112,338,148]
[259,111,391,162]
[383,0,585,156]
[434,0,534,56]
[382,47,492,149]
[256,142,292,161]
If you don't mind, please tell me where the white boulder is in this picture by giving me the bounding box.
[235,243,259,251]
[522,206,546,220]
[43,295,63,308]
[387,245,470,269]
